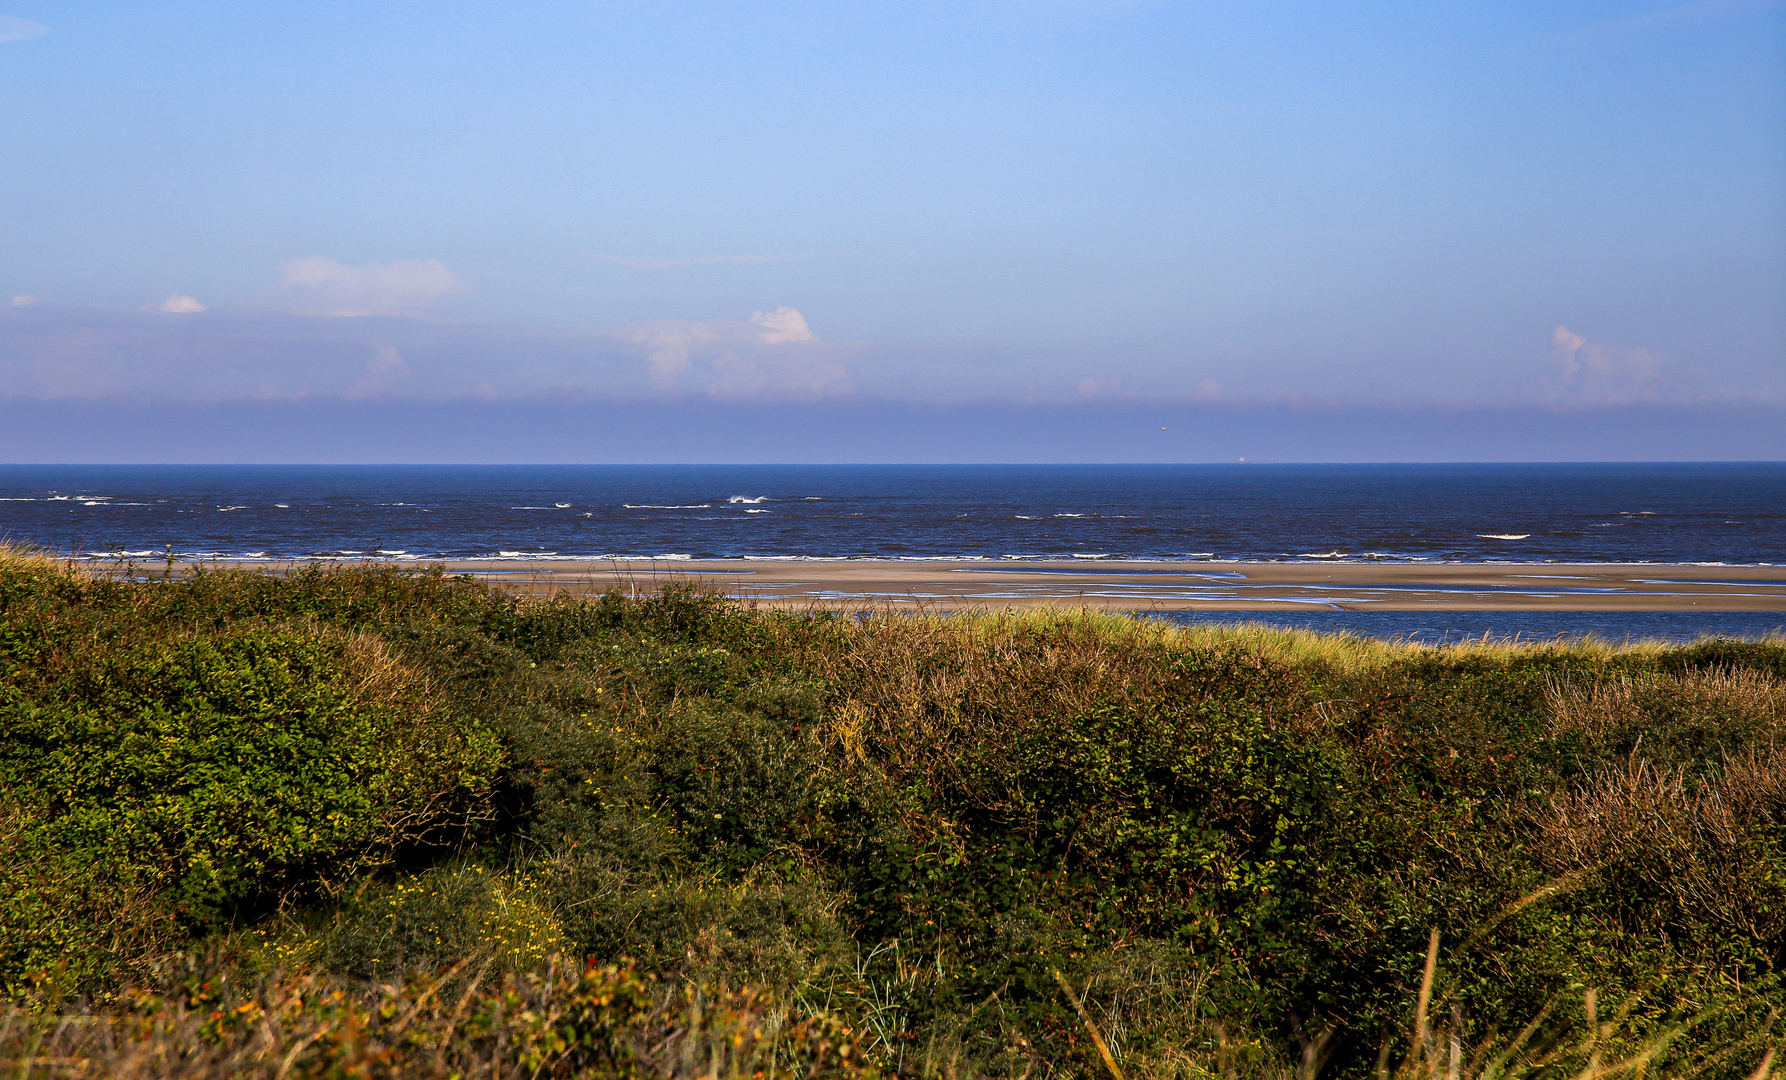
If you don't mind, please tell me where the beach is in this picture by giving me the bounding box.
[239,558,1786,611]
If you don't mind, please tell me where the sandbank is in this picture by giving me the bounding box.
[224,558,1786,612]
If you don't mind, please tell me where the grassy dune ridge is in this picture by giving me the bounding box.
[0,549,1781,1077]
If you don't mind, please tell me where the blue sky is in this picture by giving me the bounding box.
[1,1,1782,459]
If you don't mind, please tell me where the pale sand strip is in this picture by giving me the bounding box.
[241,559,1786,612]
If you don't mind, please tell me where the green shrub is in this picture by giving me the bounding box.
[4,552,1783,1076]
[0,559,501,992]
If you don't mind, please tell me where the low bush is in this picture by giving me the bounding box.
[1,553,1782,1077]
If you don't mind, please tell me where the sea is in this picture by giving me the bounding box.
[3,463,1782,643]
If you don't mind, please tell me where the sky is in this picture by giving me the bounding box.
[1,0,1783,461]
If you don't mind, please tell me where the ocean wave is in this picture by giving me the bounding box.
[1636,577,1786,587]
[624,504,713,509]
[1014,515,1036,520]
[728,495,769,504]
[1299,551,1349,559]
[1054,513,1084,518]
[216,506,248,512]
[1478,534,1530,540]
[0,497,37,501]
[274,504,290,508]
[555,503,572,508]
[745,508,771,514]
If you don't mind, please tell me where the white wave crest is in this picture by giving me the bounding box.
[728,495,769,504]
[624,503,713,509]
[1478,533,1530,540]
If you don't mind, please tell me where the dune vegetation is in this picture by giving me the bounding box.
[0,548,1781,1078]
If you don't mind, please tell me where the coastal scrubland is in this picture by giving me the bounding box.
[0,549,1781,1078]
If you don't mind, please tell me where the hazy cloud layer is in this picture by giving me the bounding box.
[0,304,858,404]
[254,257,470,318]
[0,303,1770,412]
[5,398,1782,465]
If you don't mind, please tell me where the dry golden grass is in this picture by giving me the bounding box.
[0,956,872,1080]
[1526,749,1786,942]
[1548,666,1786,744]
[0,541,94,579]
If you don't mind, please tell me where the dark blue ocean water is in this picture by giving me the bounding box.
[3,463,1782,565]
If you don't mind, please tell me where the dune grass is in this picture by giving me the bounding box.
[0,551,1781,1077]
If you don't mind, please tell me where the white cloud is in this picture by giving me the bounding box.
[626,307,851,401]
[1544,325,1666,404]
[0,15,50,43]
[750,306,815,344]
[631,324,718,389]
[263,257,469,317]
[150,294,207,314]
[10,295,36,307]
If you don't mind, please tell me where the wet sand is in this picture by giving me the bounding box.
[282,559,1786,611]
